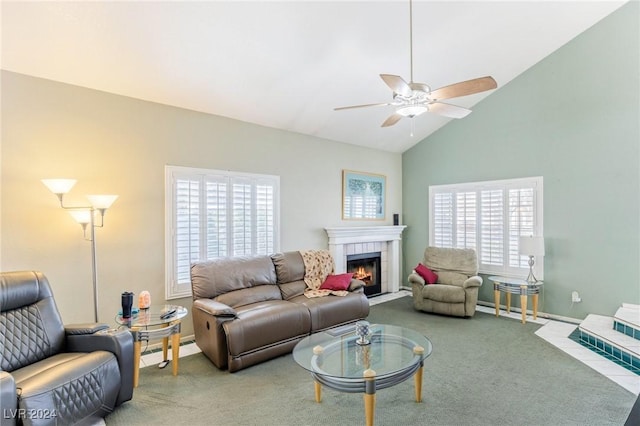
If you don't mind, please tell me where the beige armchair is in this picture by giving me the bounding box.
[409,247,483,317]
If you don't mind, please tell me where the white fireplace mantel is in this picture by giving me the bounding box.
[325,226,407,293]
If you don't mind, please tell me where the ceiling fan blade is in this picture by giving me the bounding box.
[381,113,403,127]
[380,74,412,97]
[334,102,391,111]
[428,102,472,119]
[430,76,497,101]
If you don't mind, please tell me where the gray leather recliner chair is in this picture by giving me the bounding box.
[0,271,134,425]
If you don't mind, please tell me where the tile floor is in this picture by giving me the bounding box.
[139,291,640,395]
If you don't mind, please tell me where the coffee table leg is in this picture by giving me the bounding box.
[413,346,425,402]
[364,369,376,426]
[314,381,322,403]
[532,293,539,320]
[494,285,500,316]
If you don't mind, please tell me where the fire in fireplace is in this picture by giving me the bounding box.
[346,252,382,297]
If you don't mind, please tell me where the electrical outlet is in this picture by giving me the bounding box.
[571,291,581,303]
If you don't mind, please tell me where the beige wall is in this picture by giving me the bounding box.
[1,71,402,336]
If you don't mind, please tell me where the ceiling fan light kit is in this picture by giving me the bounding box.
[335,0,497,130]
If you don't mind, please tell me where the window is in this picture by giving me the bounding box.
[429,177,543,277]
[165,166,280,298]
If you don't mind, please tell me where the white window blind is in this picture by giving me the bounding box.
[165,166,280,299]
[429,177,543,277]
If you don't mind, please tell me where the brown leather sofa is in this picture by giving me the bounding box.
[190,251,370,372]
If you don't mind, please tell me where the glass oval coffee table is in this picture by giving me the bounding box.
[293,323,433,426]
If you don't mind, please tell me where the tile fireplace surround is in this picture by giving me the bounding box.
[325,226,407,294]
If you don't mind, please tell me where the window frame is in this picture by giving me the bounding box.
[429,176,543,278]
[165,165,280,299]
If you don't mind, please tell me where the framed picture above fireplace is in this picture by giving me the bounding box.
[342,170,386,220]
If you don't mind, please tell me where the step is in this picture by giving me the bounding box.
[614,303,640,340]
[577,314,640,374]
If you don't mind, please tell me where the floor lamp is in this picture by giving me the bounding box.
[42,179,118,322]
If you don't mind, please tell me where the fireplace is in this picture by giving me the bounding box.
[347,252,382,297]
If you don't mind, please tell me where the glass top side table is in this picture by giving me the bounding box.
[116,304,188,387]
[488,276,543,324]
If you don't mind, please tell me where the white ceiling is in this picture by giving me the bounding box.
[1,1,628,153]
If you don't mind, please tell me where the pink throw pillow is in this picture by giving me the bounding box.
[415,263,438,284]
[320,273,354,291]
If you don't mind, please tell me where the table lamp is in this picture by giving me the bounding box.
[519,236,545,283]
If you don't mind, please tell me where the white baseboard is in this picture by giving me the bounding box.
[476,300,582,324]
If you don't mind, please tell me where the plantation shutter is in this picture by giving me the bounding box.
[508,187,535,268]
[166,166,280,299]
[174,177,201,286]
[429,177,543,277]
[433,192,454,248]
[205,178,228,259]
[456,191,476,249]
[256,183,275,255]
[480,189,504,266]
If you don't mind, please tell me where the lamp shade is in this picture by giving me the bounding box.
[397,105,428,117]
[68,209,91,225]
[42,179,77,194]
[86,195,119,209]
[519,236,545,256]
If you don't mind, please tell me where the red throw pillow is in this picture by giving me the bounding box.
[320,273,354,291]
[415,263,438,284]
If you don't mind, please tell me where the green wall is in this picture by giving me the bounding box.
[402,1,639,320]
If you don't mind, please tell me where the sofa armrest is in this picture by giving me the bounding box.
[463,276,483,289]
[408,271,426,286]
[65,322,110,335]
[65,327,134,406]
[348,278,365,292]
[0,371,17,426]
[194,299,237,317]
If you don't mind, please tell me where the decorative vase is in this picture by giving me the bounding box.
[355,320,371,345]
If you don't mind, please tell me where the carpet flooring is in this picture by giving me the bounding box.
[105,296,637,425]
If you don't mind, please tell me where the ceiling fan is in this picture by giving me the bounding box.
[335,0,497,128]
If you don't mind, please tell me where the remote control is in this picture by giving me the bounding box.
[160,309,176,319]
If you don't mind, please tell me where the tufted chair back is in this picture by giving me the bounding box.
[0,271,65,372]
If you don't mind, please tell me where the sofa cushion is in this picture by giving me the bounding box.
[421,284,466,303]
[278,280,307,301]
[223,301,311,357]
[190,256,277,300]
[424,247,478,276]
[437,271,468,287]
[289,293,370,332]
[271,252,305,284]
[215,285,282,309]
[320,273,353,291]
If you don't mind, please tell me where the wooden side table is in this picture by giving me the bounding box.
[489,276,543,324]
[116,304,188,387]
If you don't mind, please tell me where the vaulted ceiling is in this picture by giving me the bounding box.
[1,1,628,152]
